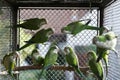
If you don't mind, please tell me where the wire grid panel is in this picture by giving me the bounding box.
[104,0,120,80]
[18,8,98,80]
[0,0,13,80]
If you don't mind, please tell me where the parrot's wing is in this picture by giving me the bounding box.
[103,53,109,76]
[61,19,101,36]
[111,49,119,58]
[17,18,47,30]
[74,67,86,79]
[39,45,58,79]
[88,51,104,80]
[64,46,86,79]
[89,60,104,80]
[2,53,16,78]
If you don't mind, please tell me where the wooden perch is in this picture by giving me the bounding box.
[14,65,89,73]
[0,66,89,75]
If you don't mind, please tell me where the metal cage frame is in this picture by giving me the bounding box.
[0,0,118,80]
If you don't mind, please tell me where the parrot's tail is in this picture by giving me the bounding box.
[39,69,45,79]
[74,68,86,79]
[86,25,101,31]
[103,58,108,76]
[8,71,15,80]
[75,68,91,80]
[17,43,31,51]
[112,49,119,58]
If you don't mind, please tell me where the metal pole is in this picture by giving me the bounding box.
[11,5,19,80]
[99,7,104,35]
[11,6,18,52]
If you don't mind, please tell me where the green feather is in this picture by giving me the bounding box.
[17,18,47,30]
[88,51,104,80]
[61,20,103,36]
[39,45,58,78]
[64,46,86,79]
[17,28,53,51]
[104,31,117,40]
[31,45,44,65]
[97,36,107,42]
[2,52,16,79]
[96,48,109,76]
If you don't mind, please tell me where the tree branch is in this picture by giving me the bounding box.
[14,65,89,73]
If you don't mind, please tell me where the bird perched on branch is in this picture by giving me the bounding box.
[93,31,118,58]
[17,18,47,30]
[87,51,104,80]
[2,52,19,78]
[64,46,86,79]
[93,31,118,75]
[39,44,59,78]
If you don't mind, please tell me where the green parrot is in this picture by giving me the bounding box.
[92,31,118,76]
[39,44,59,78]
[93,31,118,57]
[31,45,44,65]
[87,51,104,80]
[96,48,109,75]
[17,18,47,30]
[2,52,16,78]
[61,19,104,36]
[64,46,86,79]
[17,28,54,51]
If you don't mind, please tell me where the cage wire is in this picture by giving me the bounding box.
[18,8,98,80]
[0,0,14,80]
[0,0,119,80]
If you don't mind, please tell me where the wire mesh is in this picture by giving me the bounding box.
[18,8,98,80]
[0,0,13,80]
[0,0,119,80]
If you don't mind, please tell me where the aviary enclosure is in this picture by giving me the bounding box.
[0,0,120,80]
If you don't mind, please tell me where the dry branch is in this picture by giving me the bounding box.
[14,65,89,73]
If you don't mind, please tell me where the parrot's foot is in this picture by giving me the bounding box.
[54,62,59,65]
